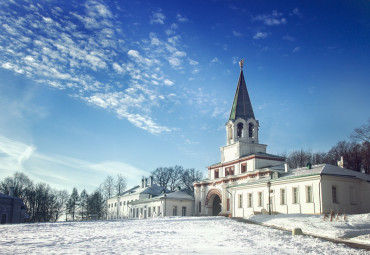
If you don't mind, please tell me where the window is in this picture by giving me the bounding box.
[115,203,116,207]
[227,198,230,211]
[198,201,201,213]
[124,201,126,205]
[306,186,313,203]
[292,187,299,204]
[238,194,243,208]
[182,207,186,216]
[241,164,246,173]
[247,193,252,208]
[248,123,253,138]
[148,207,151,217]
[332,186,338,204]
[225,166,234,176]
[157,206,161,215]
[280,189,286,205]
[173,206,177,216]
[120,202,122,206]
[214,169,219,179]
[258,192,263,207]
[237,123,243,138]
[136,208,139,218]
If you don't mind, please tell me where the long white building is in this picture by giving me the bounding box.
[107,177,194,220]
[194,60,370,217]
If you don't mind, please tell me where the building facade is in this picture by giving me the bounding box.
[0,188,27,224]
[194,60,370,216]
[107,177,194,220]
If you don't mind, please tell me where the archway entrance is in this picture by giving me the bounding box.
[205,189,222,216]
[212,195,221,216]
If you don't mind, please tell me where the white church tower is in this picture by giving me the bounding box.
[194,60,286,217]
[222,60,267,163]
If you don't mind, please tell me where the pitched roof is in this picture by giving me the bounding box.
[229,69,255,121]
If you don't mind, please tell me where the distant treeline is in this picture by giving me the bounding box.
[281,119,370,174]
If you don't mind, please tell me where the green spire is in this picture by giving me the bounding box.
[229,62,255,121]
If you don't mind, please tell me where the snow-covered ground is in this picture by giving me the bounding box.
[1,216,369,254]
[246,213,370,246]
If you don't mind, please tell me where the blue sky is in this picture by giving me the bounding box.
[0,0,369,192]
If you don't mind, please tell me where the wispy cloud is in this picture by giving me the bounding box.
[176,14,188,23]
[0,0,195,134]
[0,135,148,191]
[293,46,301,53]
[232,30,242,37]
[211,57,221,64]
[252,10,287,26]
[151,11,166,24]
[253,31,268,39]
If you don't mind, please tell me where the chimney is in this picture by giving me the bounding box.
[8,187,14,197]
[144,178,148,187]
[337,156,344,168]
[149,176,154,187]
[141,177,144,188]
[284,163,289,173]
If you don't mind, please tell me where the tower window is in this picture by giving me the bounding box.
[249,123,253,138]
[237,123,243,138]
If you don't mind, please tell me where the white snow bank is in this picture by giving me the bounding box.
[246,213,370,245]
[0,217,368,254]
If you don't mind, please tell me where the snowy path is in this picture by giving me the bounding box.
[0,217,368,254]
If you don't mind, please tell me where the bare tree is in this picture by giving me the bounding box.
[181,168,203,194]
[151,167,171,189]
[350,118,370,143]
[167,165,184,191]
[102,175,115,199]
[53,189,69,221]
[79,189,89,220]
[115,174,127,196]
[67,187,79,221]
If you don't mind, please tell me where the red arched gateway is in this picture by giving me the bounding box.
[205,189,222,205]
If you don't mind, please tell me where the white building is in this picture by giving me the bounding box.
[194,60,370,216]
[107,177,194,220]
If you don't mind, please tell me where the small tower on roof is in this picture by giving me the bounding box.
[225,60,259,146]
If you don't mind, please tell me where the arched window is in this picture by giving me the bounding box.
[249,123,254,138]
[237,123,243,138]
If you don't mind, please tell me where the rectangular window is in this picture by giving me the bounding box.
[136,208,139,218]
[120,201,122,206]
[148,207,151,217]
[158,206,161,215]
[280,189,286,205]
[332,186,338,203]
[241,164,246,173]
[238,194,243,208]
[198,201,201,213]
[182,206,186,216]
[247,193,252,208]
[306,186,313,203]
[292,187,299,204]
[173,206,177,216]
[214,169,219,179]
[258,192,263,207]
[227,198,230,211]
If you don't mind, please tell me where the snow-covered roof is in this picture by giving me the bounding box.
[119,184,167,198]
[130,190,194,205]
[281,164,370,182]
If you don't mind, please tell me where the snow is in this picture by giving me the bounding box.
[0,216,369,254]
[246,213,370,246]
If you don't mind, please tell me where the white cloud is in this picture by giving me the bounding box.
[211,57,221,64]
[189,59,199,65]
[291,8,301,16]
[253,11,287,26]
[253,32,268,39]
[151,11,165,24]
[163,79,174,86]
[112,62,125,74]
[232,30,242,37]
[293,46,301,53]
[176,14,188,23]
